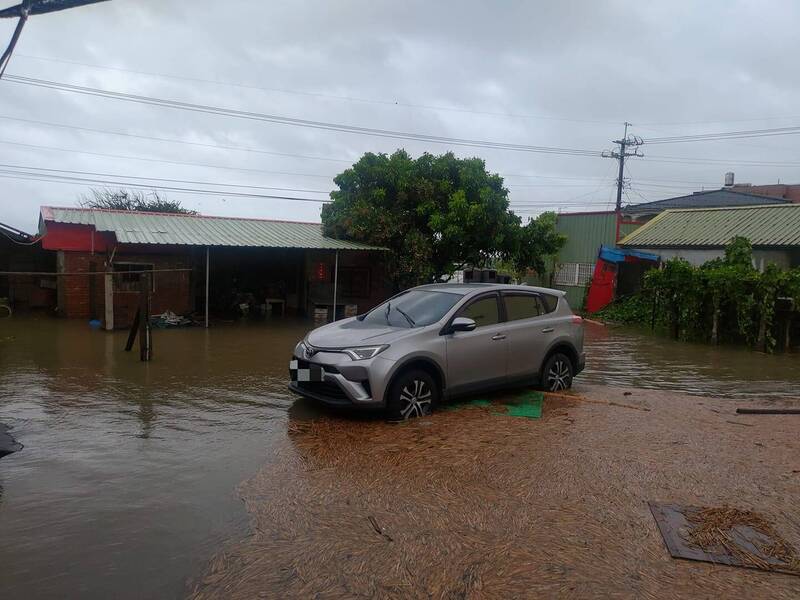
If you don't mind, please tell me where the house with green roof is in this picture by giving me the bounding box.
[38,206,389,329]
[618,203,800,270]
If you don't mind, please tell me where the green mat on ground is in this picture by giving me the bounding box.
[445,390,543,419]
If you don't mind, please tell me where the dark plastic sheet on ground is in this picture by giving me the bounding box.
[0,423,23,458]
[649,502,800,577]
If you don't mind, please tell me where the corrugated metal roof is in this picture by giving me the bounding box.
[623,189,790,215]
[619,204,800,248]
[40,206,384,250]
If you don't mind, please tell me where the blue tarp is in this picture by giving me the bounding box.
[598,245,659,264]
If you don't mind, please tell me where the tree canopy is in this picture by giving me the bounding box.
[321,150,565,289]
[81,189,197,214]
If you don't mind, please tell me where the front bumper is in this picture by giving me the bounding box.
[287,350,391,408]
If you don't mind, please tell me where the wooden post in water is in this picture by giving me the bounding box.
[139,273,152,361]
[124,308,140,352]
[103,269,114,331]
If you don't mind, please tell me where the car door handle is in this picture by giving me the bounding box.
[541,327,554,333]
[491,334,506,341]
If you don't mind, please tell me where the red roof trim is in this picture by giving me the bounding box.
[556,210,616,217]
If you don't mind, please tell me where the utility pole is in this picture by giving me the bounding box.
[0,0,110,78]
[603,122,643,241]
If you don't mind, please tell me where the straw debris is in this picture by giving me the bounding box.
[189,386,800,599]
[685,506,800,574]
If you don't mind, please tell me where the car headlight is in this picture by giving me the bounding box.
[343,345,389,360]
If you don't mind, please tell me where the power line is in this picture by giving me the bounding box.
[645,125,800,144]
[0,162,331,194]
[0,138,339,179]
[12,53,622,125]
[643,153,800,167]
[0,170,333,203]
[0,163,619,210]
[0,1,110,77]
[1,74,604,157]
[0,114,356,163]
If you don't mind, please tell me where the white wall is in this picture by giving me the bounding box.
[636,248,793,271]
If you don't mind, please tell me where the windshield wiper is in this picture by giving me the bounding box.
[384,302,391,325]
[395,306,415,327]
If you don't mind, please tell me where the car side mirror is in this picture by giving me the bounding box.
[450,317,477,333]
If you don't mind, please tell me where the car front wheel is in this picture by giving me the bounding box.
[542,353,574,391]
[386,369,438,421]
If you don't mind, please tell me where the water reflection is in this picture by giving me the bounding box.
[0,316,311,600]
[581,322,800,399]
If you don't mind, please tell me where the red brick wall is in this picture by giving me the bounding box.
[59,251,193,327]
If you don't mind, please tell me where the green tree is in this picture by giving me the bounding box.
[80,189,197,214]
[321,150,564,289]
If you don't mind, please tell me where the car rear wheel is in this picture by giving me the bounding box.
[542,353,574,392]
[386,369,438,421]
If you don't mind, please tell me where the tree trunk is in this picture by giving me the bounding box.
[711,296,720,345]
[756,313,767,352]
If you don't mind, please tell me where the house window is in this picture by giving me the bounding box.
[113,263,155,292]
[577,263,594,286]
[336,267,371,299]
[554,262,595,286]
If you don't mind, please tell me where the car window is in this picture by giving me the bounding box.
[539,293,559,314]
[362,290,462,328]
[458,295,500,327]
[504,294,541,321]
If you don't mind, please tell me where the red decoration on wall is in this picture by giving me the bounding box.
[315,262,328,281]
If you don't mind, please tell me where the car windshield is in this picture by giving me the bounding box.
[362,289,462,328]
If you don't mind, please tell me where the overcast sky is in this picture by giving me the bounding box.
[1,0,799,232]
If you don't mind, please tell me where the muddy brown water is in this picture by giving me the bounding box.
[0,316,798,599]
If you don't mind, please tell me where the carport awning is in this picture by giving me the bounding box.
[39,206,385,250]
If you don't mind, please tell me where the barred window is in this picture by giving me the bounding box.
[113,263,155,292]
[577,263,594,286]
[554,262,595,286]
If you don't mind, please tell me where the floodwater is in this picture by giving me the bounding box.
[581,321,800,399]
[0,316,312,600]
[0,316,798,599]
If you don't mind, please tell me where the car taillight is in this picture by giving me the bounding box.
[571,315,583,324]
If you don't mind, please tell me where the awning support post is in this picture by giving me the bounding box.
[205,246,210,328]
[332,250,339,322]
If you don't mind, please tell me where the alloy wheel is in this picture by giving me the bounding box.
[399,379,433,419]
[547,359,571,391]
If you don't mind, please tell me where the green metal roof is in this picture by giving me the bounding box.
[618,204,800,248]
[40,206,384,250]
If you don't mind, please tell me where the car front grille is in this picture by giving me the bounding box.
[296,379,350,402]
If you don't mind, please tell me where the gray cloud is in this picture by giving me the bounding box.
[1,0,798,232]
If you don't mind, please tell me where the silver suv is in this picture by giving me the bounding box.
[289,283,585,420]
